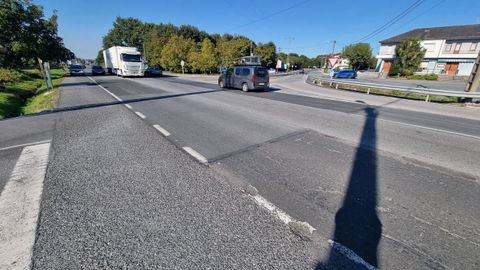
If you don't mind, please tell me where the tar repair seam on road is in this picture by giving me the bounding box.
[85,76,385,269]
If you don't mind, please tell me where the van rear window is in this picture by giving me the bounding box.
[255,68,268,77]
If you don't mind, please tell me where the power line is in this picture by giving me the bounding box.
[228,0,313,32]
[354,0,425,42]
[379,0,446,40]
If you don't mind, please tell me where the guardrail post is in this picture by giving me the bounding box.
[329,81,333,87]
[425,95,430,102]
[335,83,339,89]
[367,88,371,94]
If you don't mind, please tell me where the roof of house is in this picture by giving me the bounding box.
[380,24,480,44]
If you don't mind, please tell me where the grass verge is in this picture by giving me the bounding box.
[0,68,66,119]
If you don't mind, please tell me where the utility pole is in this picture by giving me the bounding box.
[286,37,294,71]
[250,41,253,56]
[331,40,336,56]
[465,50,480,94]
[324,40,336,71]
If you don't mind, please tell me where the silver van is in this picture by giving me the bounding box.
[218,65,269,92]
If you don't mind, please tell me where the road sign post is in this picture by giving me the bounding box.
[181,60,185,75]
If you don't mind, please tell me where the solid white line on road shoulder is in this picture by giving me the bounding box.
[87,76,122,102]
[0,143,50,270]
[182,146,208,163]
[379,118,480,141]
[153,124,171,136]
[0,140,51,152]
[328,240,377,270]
[250,193,316,234]
[125,104,132,109]
[135,111,146,119]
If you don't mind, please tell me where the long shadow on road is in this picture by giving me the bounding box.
[317,107,382,269]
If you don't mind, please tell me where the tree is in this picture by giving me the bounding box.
[216,35,251,67]
[144,23,178,65]
[178,25,209,43]
[343,43,372,70]
[392,38,425,76]
[102,17,153,50]
[189,38,218,73]
[254,42,276,68]
[95,50,104,66]
[160,35,195,72]
[0,0,69,68]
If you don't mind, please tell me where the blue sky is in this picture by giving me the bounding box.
[38,0,480,59]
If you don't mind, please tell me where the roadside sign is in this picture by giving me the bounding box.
[328,58,338,67]
[180,60,185,67]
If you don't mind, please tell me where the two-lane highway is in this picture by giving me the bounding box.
[83,74,480,269]
[1,73,479,269]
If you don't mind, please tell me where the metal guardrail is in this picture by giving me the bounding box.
[307,74,480,102]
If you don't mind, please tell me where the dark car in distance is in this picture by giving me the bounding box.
[218,65,269,92]
[91,65,106,75]
[69,64,85,76]
[145,66,163,77]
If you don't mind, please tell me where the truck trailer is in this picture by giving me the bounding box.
[103,46,145,77]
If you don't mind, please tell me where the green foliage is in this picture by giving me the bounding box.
[0,68,13,86]
[160,35,195,72]
[254,42,276,68]
[102,17,151,49]
[144,23,179,66]
[0,0,71,68]
[95,50,105,66]
[189,38,218,73]
[393,38,425,76]
[343,43,372,70]
[216,36,251,67]
[0,68,65,118]
[369,57,378,70]
[0,92,22,119]
[406,74,438,80]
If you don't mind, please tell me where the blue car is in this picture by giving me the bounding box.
[332,68,357,79]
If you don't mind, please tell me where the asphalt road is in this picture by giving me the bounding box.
[1,74,479,269]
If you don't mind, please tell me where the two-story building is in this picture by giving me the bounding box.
[376,24,480,76]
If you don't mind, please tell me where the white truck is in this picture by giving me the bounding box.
[103,46,145,77]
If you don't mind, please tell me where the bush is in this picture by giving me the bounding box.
[0,68,13,86]
[406,74,438,81]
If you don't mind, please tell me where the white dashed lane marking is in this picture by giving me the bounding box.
[125,104,133,109]
[0,143,50,270]
[135,111,146,119]
[153,124,171,136]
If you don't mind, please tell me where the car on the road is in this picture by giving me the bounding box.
[332,68,357,79]
[69,64,85,76]
[145,66,163,77]
[91,65,106,75]
[218,65,269,92]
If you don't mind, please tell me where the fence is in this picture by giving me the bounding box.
[307,74,480,102]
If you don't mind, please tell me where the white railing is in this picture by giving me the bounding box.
[307,73,480,102]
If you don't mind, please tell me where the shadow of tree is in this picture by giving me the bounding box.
[317,107,382,269]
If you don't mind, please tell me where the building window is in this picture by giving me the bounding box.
[470,42,478,51]
[454,43,461,53]
[444,43,452,52]
[423,43,435,52]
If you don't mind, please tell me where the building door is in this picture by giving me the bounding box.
[382,60,392,74]
[444,63,459,75]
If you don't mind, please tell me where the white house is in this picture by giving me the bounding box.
[376,24,480,76]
